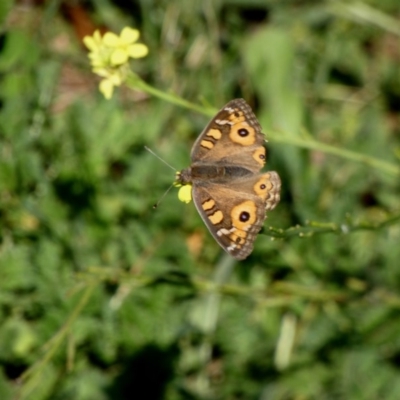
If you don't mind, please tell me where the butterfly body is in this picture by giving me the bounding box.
[176,99,281,260]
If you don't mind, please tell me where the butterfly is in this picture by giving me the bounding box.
[176,99,281,260]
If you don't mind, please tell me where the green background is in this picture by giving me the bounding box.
[1,0,400,399]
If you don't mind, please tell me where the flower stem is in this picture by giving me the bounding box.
[269,129,400,177]
[126,73,215,116]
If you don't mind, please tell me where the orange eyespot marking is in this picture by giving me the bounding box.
[202,199,215,211]
[254,176,273,198]
[228,232,246,246]
[231,201,257,230]
[208,210,223,225]
[206,128,222,140]
[229,122,256,146]
[228,110,245,124]
[253,147,266,166]
[200,140,214,149]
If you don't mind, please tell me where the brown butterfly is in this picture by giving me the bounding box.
[176,99,281,260]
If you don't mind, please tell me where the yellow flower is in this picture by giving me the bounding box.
[103,28,149,64]
[83,27,148,99]
[177,184,192,204]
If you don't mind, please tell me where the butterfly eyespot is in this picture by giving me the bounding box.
[239,211,250,222]
[230,123,255,145]
[234,111,240,117]
[235,236,244,244]
[254,177,273,197]
[231,201,257,230]
[253,147,266,166]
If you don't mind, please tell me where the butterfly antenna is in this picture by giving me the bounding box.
[153,182,175,209]
[144,146,176,171]
[144,146,178,209]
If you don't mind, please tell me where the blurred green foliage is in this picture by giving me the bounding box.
[0,1,400,399]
